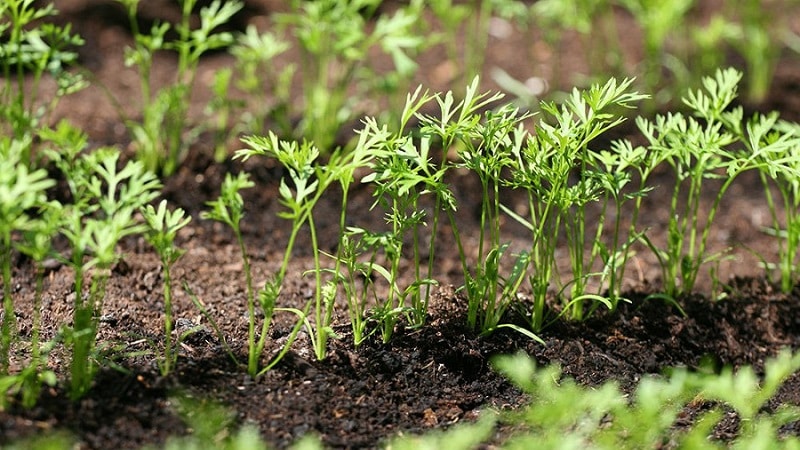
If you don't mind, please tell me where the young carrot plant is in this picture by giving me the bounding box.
[332,232,381,346]
[264,0,424,150]
[200,172,273,377]
[141,200,192,376]
[198,172,304,374]
[458,107,533,335]
[584,147,651,308]
[0,138,55,374]
[359,136,435,339]
[748,118,800,293]
[605,131,699,315]
[228,26,292,139]
[491,349,800,449]
[228,141,321,370]
[724,0,782,104]
[505,78,646,331]
[323,89,441,344]
[551,79,643,316]
[356,95,445,331]
[531,0,620,90]
[200,162,332,371]
[6,200,62,408]
[118,0,243,175]
[635,68,771,297]
[235,128,377,364]
[412,78,541,338]
[415,78,525,337]
[617,0,693,101]
[0,0,86,162]
[70,152,159,400]
[322,120,397,344]
[43,124,161,399]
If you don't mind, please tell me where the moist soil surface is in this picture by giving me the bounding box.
[5,1,800,449]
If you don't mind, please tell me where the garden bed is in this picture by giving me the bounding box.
[5,1,800,449]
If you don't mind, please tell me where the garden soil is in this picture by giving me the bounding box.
[5,1,800,448]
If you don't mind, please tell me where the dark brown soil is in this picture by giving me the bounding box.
[5,1,800,449]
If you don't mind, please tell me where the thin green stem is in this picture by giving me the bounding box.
[691,169,749,293]
[177,0,194,77]
[332,186,349,328]
[161,261,174,376]
[608,195,624,301]
[308,212,326,361]
[665,165,683,295]
[411,198,423,326]
[759,170,781,274]
[1,232,12,374]
[786,200,799,293]
[232,223,259,377]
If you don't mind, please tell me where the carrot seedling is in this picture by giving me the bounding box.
[504,77,645,330]
[118,0,243,175]
[141,200,192,376]
[237,128,377,362]
[360,123,442,337]
[634,68,783,297]
[44,125,161,399]
[0,0,85,159]
[201,172,268,376]
[7,200,62,408]
[229,26,293,139]
[250,0,426,151]
[416,78,525,336]
[0,138,55,374]
[745,117,800,293]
